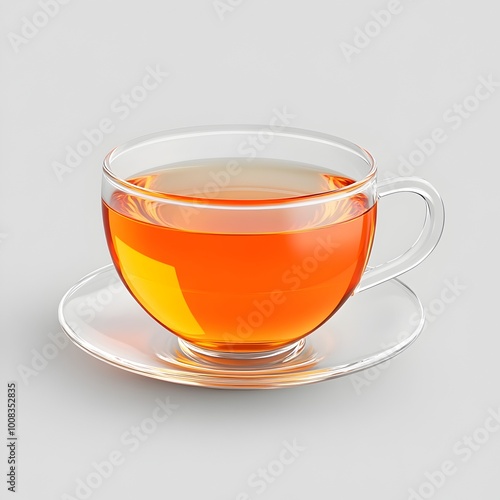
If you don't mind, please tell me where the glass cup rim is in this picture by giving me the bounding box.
[102,125,377,209]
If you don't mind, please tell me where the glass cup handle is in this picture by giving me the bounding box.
[356,177,445,293]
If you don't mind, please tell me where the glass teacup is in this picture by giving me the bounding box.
[101,126,444,359]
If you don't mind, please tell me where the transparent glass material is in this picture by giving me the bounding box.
[100,126,443,359]
[58,265,425,389]
[58,126,445,386]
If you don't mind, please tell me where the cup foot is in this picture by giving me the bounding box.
[177,338,306,368]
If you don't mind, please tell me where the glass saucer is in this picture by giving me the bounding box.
[58,265,425,389]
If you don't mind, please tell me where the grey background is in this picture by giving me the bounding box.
[1,0,499,498]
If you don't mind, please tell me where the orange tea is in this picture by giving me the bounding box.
[102,159,376,352]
